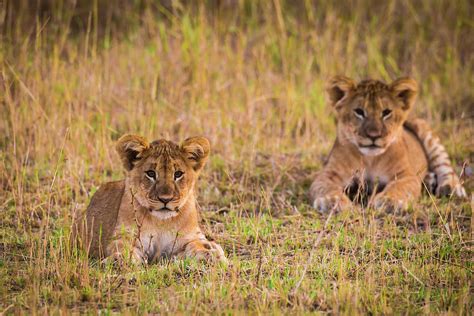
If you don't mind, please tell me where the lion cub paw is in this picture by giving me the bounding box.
[372,195,407,214]
[427,171,467,198]
[436,181,467,198]
[312,194,351,213]
[185,240,228,264]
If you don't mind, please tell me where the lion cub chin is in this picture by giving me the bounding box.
[74,135,227,264]
[310,76,466,213]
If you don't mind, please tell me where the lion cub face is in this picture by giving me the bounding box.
[116,135,210,220]
[327,76,418,156]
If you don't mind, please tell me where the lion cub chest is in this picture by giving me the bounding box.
[114,212,183,263]
[136,228,179,263]
[344,149,402,203]
[345,168,389,203]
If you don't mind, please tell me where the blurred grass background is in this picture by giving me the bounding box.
[1,0,472,314]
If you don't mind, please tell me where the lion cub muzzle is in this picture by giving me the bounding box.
[147,183,180,212]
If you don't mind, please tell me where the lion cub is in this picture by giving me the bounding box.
[310,76,466,212]
[75,135,227,264]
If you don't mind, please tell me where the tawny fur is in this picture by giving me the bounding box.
[310,76,466,213]
[73,135,227,264]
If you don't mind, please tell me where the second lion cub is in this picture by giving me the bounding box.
[310,76,466,212]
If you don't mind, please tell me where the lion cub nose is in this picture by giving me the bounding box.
[366,129,382,140]
[158,196,173,204]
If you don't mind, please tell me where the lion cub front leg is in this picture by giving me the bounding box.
[310,170,352,213]
[372,175,421,213]
[105,234,150,265]
[178,232,227,264]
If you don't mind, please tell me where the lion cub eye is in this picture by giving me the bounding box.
[353,108,365,119]
[174,171,184,180]
[145,170,156,180]
[382,109,392,120]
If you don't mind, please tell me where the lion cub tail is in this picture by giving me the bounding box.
[404,118,466,198]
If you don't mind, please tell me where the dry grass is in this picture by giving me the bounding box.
[1,1,473,314]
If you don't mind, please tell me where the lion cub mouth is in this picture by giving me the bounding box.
[149,207,177,213]
[359,144,380,149]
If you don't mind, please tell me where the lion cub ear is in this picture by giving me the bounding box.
[326,76,356,110]
[390,77,418,111]
[181,137,210,172]
[116,134,150,171]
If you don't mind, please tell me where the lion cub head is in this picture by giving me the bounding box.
[116,135,210,220]
[327,76,418,156]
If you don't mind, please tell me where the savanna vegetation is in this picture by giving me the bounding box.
[1,0,472,314]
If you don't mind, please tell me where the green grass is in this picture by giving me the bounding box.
[1,1,472,314]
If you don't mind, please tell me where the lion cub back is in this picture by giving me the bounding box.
[401,126,429,178]
[74,180,125,258]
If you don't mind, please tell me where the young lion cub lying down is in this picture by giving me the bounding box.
[310,76,466,212]
[74,135,227,264]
